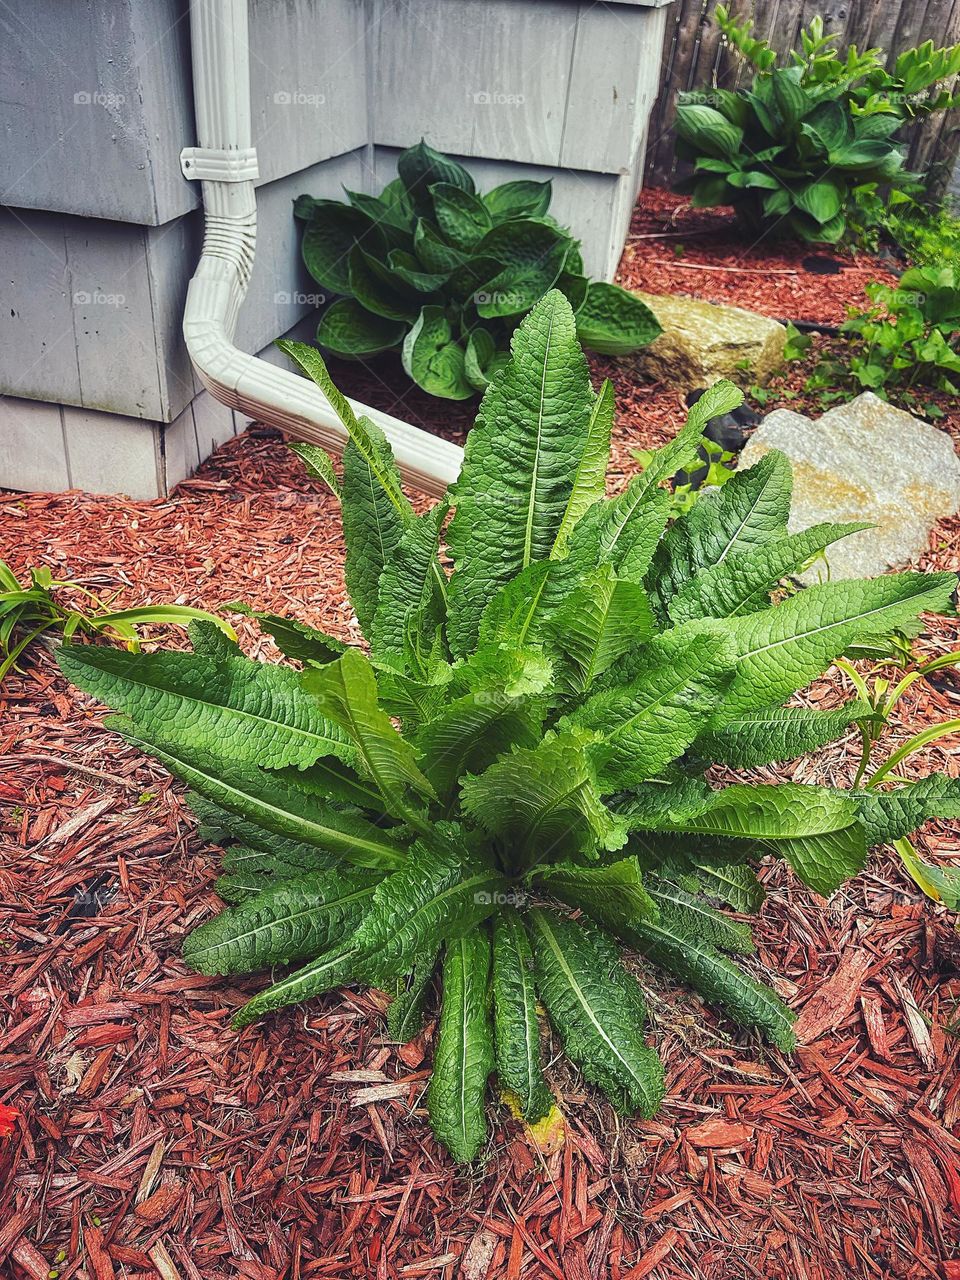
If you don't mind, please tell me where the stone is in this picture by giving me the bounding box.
[738,392,960,580]
[631,291,786,388]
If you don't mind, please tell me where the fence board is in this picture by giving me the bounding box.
[644,0,960,195]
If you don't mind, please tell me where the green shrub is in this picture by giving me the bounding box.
[58,292,960,1161]
[674,9,960,244]
[808,266,960,398]
[883,196,960,266]
[294,140,661,399]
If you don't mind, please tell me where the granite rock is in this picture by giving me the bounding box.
[632,291,786,388]
[738,392,960,579]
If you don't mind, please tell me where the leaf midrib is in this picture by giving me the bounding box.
[522,303,557,568]
[739,581,939,661]
[535,914,654,1105]
[188,883,375,965]
[137,741,403,865]
[80,655,348,760]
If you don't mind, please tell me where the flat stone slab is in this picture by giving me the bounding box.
[739,392,960,579]
[632,291,786,388]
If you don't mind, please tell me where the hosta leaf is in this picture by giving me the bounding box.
[574,283,662,356]
[795,179,843,225]
[387,949,438,1041]
[429,182,493,249]
[387,249,448,293]
[529,909,664,1116]
[348,245,418,322]
[183,869,380,975]
[674,103,744,160]
[551,380,615,559]
[852,776,960,847]
[427,932,493,1162]
[446,291,596,655]
[351,834,504,985]
[301,201,379,292]
[463,328,496,391]
[398,139,475,216]
[622,908,795,1051]
[120,733,405,868]
[461,734,626,866]
[483,178,552,219]
[372,502,448,661]
[316,299,405,358]
[227,602,348,666]
[534,856,659,933]
[233,942,357,1028]
[414,219,468,273]
[345,187,413,240]
[668,522,872,624]
[304,649,437,814]
[713,571,957,718]
[402,307,474,400]
[697,700,868,768]
[492,910,553,1123]
[566,631,733,790]
[57,646,353,772]
[473,221,570,318]
[547,564,655,694]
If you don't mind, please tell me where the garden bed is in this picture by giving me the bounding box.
[2,189,960,1280]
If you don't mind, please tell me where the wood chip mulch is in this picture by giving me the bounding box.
[616,189,902,328]
[3,192,960,1280]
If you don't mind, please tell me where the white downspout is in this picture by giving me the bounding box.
[180,0,463,498]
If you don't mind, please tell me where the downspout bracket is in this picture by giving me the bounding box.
[181,146,260,182]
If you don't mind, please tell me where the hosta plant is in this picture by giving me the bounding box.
[58,292,960,1162]
[294,139,660,399]
[675,9,960,243]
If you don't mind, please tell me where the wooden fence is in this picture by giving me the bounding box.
[644,0,960,196]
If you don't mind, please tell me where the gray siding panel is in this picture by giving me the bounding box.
[372,0,576,169]
[0,0,196,225]
[248,0,370,188]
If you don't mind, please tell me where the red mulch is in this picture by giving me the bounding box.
[617,189,902,328]
[3,190,960,1280]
